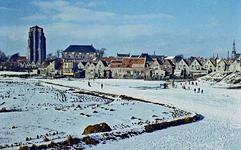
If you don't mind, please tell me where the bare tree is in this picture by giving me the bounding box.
[0,50,8,62]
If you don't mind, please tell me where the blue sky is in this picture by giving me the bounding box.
[0,0,241,58]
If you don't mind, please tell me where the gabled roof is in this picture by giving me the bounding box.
[163,59,174,66]
[139,53,153,62]
[150,59,163,67]
[205,59,216,66]
[98,60,108,67]
[217,59,228,65]
[179,59,189,66]
[122,58,146,68]
[63,45,97,53]
[191,58,202,66]
[99,57,114,64]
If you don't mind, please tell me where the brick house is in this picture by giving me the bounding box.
[110,57,147,79]
[161,59,175,77]
[149,59,165,80]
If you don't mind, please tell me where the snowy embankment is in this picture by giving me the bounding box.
[0,76,198,149]
[199,71,241,88]
[0,71,240,149]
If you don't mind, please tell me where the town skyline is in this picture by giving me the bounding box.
[0,0,241,58]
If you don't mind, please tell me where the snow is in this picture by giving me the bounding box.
[0,72,240,149]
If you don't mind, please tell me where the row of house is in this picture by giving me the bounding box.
[2,53,241,80]
[2,44,241,80]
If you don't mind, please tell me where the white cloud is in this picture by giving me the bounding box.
[31,0,116,22]
[20,13,48,21]
[75,1,106,7]
[197,22,219,28]
[123,13,173,20]
[0,6,16,11]
[0,25,29,42]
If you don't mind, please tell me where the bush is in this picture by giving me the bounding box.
[82,122,112,135]
[83,136,99,145]
[43,136,49,142]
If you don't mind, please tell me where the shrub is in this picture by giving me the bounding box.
[82,122,112,135]
[43,136,49,142]
[19,146,30,150]
[83,136,99,145]
[48,141,55,147]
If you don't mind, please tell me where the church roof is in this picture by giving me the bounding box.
[63,45,97,53]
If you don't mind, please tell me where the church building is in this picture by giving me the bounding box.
[26,25,46,64]
[231,40,241,59]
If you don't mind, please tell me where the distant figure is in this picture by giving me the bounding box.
[88,81,91,87]
[201,89,203,93]
[101,84,103,89]
[192,82,194,85]
[171,81,175,88]
[195,82,197,86]
[194,88,196,92]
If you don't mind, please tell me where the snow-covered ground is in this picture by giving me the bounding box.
[0,72,240,149]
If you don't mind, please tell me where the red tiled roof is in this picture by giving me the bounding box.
[122,58,146,68]
[18,56,26,61]
[99,57,114,63]
[110,60,122,68]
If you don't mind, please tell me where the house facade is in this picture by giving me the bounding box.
[189,58,206,76]
[161,59,175,77]
[203,59,216,73]
[216,59,228,72]
[229,60,241,72]
[110,57,147,79]
[39,59,63,76]
[62,60,78,76]
[174,59,190,77]
[62,45,98,61]
[149,59,165,80]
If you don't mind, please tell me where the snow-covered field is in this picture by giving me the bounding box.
[0,71,240,149]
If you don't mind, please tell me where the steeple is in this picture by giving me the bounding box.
[231,39,236,59]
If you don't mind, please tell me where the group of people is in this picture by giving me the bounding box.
[87,81,104,89]
[178,81,204,93]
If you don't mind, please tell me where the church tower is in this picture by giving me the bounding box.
[231,40,236,59]
[26,25,46,64]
